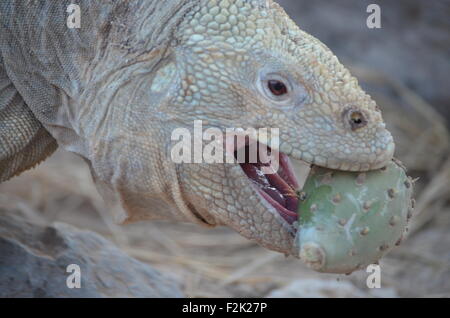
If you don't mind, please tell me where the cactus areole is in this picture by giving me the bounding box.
[295,160,414,274]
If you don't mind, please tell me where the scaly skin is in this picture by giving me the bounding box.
[0,0,394,256]
[176,1,394,171]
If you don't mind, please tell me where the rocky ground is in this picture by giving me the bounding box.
[1,0,449,297]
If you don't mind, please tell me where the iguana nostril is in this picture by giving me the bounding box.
[348,110,367,130]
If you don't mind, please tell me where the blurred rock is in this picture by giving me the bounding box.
[267,278,398,298]
[0,207,184,297]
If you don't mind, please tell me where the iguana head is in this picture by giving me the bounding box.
[146,0,394,254]
[174,0,395,172]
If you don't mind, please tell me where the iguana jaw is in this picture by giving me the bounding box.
[222,139,312,254]
[220,161,298,255]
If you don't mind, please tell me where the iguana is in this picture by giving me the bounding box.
[0,0,395,256]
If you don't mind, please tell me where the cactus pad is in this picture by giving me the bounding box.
[296,159,414,274]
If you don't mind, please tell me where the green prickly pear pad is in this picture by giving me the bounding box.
[296,160,414,274]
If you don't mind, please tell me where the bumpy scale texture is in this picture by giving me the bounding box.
[176,0,394,171]
[0,0,396,256]
[296,160,414,273]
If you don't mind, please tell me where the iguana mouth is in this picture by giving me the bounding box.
[234,142,308,225]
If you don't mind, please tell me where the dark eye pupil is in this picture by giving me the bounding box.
[268,80,287,96]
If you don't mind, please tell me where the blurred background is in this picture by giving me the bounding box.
[1,0,449,297]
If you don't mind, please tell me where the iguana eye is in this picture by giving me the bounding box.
[267,80,288,96]
[258,71,297,104]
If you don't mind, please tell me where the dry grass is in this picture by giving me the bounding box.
[1,66,449,297]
